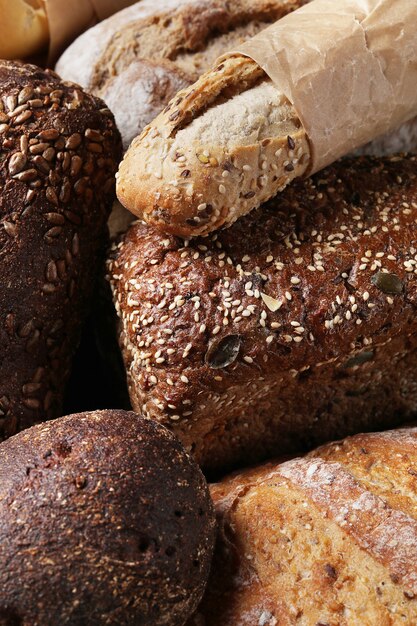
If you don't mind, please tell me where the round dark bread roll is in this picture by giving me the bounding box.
[0,409,215,626]
[0,61,122,438]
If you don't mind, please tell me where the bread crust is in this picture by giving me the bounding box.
[0,409,216,625]
[108,155,417,471]
[0,60,122,438]
[117,54,310,236]
[56,0,308,150]
[192,427,417,625]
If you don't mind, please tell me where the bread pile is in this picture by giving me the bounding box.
[0,0,417,623]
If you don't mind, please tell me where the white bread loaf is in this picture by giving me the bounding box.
[193,427,417,625]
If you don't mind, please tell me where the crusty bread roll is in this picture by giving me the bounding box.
[0,0,49,59]
[117,55,309,237]
[192,426,417,625]
[108,155,417,472]
[56,0,309,151]
[0,60,121,439]
[0,410,216,625]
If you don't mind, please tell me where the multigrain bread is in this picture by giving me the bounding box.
[0,61,121,439]
[56,0,309,150]
[0,409,216,626]
[191,427,417,625]
[117,54,309,236]
[107,155,417,472]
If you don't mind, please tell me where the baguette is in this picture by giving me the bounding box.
[108,155,417,471]
[117,55,310,236]
[57,0,308,150]
[192,427,417,625]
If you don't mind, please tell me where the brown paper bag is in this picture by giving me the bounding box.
[222,0,417,174]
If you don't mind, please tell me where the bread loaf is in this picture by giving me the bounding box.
[0,0,49,59]
[115,3,417,238]
[0,61,122,439]
[107,155,417,472]
[0,409,216,625]
[56,0,309,150]
[192,427,417,625]
[117,54,309,236]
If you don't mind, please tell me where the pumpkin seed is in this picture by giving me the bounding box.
[371,272,403,295]
[342,350,374,369]
[205,334,241,369]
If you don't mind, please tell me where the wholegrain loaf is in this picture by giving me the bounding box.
[0,61,121,439]
[0,410,215,625]
[192,427,417,625]
[107,155,417,472]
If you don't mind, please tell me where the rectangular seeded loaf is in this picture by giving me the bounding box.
[107,155,417,472]
[192,427,417,625]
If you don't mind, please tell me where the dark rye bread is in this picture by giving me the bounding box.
[56,0,308,149]
[191,428,417,625]
[0,61,121,439]
[0,410,216,626]
[107,155,417,472]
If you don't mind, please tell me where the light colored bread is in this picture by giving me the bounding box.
[0,0,49,59]
[117,55,311,237]
[55,0,185,89]
[108,155,417,472]
[192,427,417,625]
[56,0,309,237]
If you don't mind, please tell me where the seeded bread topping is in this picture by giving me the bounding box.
[192,428,417,625]
[0,60,122,439]
[108,155,417,471]
[56,0,308,150]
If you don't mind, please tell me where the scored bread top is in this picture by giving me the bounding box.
[108,155,417,466]
[56,0,308,149]
[117,54,310,236]
[193,427,417,625]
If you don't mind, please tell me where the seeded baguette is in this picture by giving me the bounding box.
[56,0,309,150]
[117,54,310,237]
[192,427,417,625]
[0,61,121,438]
[108,155,417,471]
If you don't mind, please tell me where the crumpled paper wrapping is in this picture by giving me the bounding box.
[222,0,417,174]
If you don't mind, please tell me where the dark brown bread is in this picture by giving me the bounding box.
[0,409,216,626]
[107,155,417,472]
[191,427,417,625]
[0,61,122,439]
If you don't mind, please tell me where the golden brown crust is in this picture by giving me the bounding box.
[56,0,308,150]
[192,427,417,625]
[108,155,417,472]
[0,409,216,625]
[117,54,310,236]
